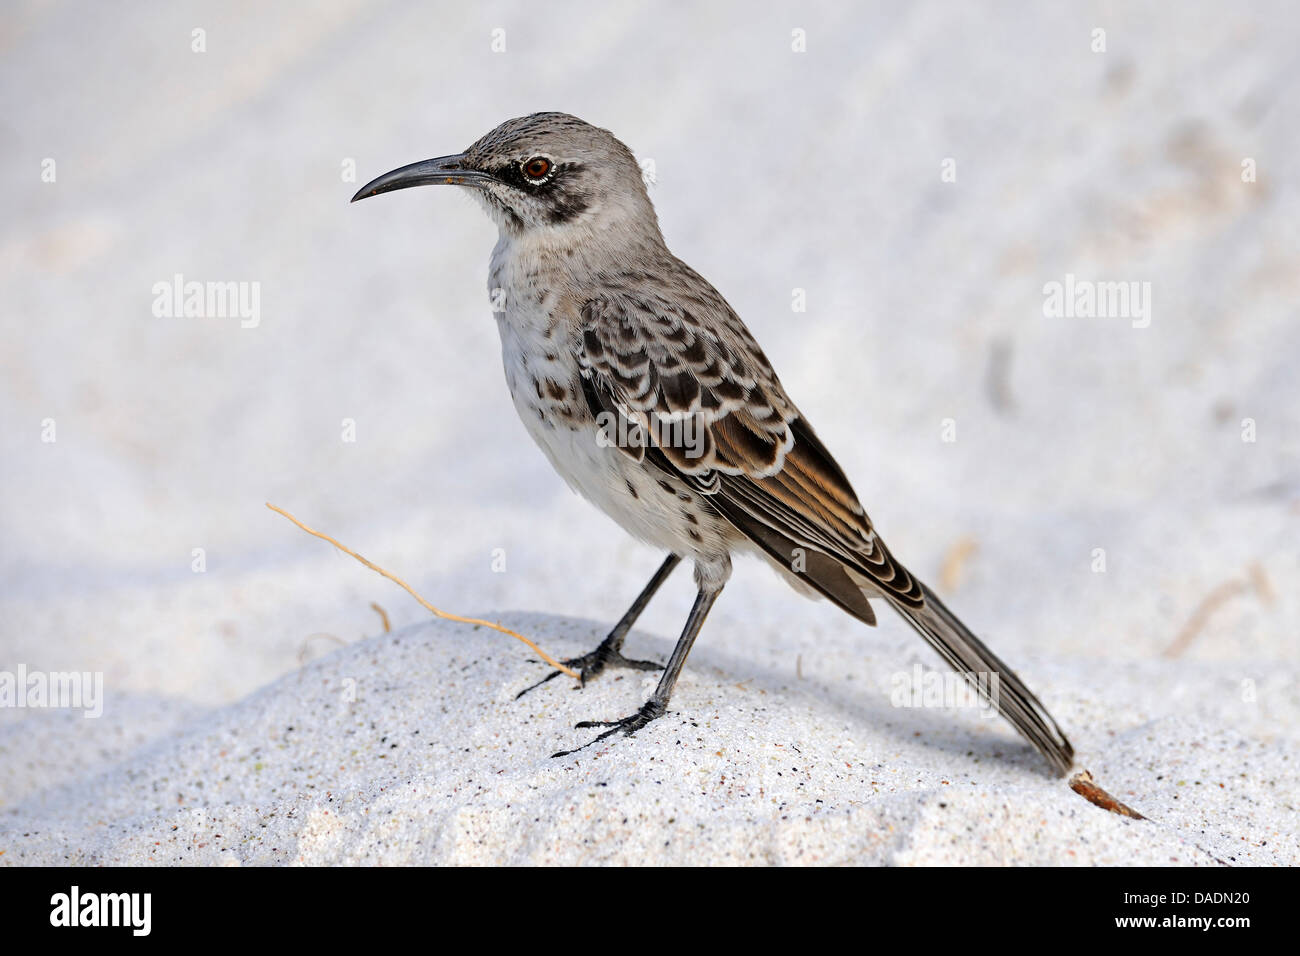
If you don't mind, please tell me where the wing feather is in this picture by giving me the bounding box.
[575,287,1073,775]
[577,293,921,606]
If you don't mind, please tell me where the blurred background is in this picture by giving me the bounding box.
[1,1,1296,770]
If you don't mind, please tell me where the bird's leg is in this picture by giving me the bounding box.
[552,583,722,757]
[515,553,682,699]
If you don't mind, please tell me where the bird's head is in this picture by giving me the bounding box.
[352,112,658,242]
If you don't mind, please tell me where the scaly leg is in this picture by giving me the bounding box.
[515,553,682,699]
[553,582,722,757]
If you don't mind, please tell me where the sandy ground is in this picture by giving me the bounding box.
[1,1,1297,865]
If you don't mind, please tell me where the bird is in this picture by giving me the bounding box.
[351,112,1074,776]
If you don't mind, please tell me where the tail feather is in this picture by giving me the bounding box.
[709,488,1073,775]
[884,581,1074,776]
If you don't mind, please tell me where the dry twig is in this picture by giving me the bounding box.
[1164,562,1274,659]
[1069,770,1146,819]
[267,502,578,679]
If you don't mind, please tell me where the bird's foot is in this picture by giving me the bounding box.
[514,637,661,699]
[551,699,666,758]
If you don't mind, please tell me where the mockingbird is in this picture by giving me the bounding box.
[352,112,1074,775]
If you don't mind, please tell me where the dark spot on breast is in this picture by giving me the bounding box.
[683,510,699,525]
[625,480,639,500]
[657,480,676,495]
[688,529,703,543]
[544,379,568,401]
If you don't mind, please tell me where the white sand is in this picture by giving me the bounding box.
[3,614,1296,865]
[2,1,1298,865]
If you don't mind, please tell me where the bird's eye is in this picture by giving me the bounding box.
[522,157,552,181]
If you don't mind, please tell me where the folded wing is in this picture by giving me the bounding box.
[576,288,1073,775]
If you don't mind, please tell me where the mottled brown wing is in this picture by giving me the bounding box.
[577,292,1074,775]
[576,292,924,610]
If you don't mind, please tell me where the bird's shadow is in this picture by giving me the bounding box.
[504,611,1059,779]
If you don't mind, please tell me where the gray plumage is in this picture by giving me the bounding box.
[353,112,1074,776]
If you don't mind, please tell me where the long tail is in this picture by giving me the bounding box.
[883,580,1074,776]
[718,501,1073,774]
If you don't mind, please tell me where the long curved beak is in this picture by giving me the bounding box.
[350,154,492,202]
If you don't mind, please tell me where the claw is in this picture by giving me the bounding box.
[514,667,567,700]
[515,643,661,700]
[550,700,666,758]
